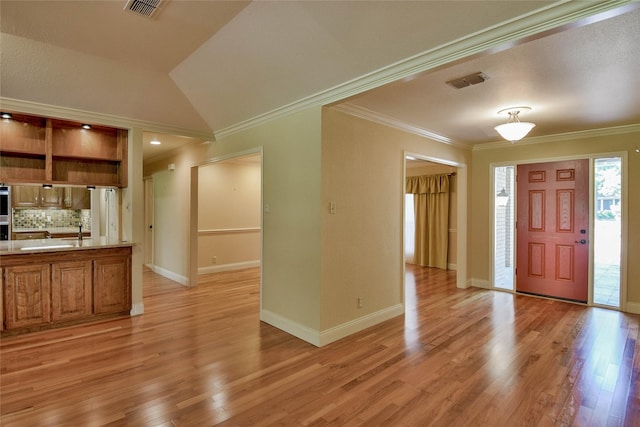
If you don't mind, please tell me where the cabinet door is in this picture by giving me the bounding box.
[1,267,3,331]
[11,185,40,208]
[69,187,91,209]
[51,261,92,321]
[93,256,131,315]
[40,187,65,208]
[4,264,51,329]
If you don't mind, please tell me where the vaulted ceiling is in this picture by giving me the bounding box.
[1,1,639,159]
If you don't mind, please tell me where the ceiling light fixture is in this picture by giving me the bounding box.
[494,107,535,143]
[150,140,161,145]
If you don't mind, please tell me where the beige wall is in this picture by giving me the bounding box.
[144,106,323,335]
[406,163,458,266]
[197,159,261,270]
[320,107,471,333]
[470,131,640,309]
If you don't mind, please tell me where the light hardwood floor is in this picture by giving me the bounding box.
[1,265,639,426]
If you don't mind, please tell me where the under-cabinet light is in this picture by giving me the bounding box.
[42,184,53,189]
[82,124,91,130]
[1,112,12,119]
[86,186,96,190]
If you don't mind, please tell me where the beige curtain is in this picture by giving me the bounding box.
[406,174,450,269]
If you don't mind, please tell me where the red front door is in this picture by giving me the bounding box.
[516,159,589,302]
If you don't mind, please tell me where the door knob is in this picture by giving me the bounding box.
[574,239,587,244]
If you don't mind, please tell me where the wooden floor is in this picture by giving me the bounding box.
[1,265,639,426]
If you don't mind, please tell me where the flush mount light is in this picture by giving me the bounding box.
[82,124,91,129]
[150,140,161,145]
[42,184,53,189]
[494,107,535,143]
[1,112,12,119]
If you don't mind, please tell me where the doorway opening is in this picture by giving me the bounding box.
[403,153,467,293]
[593,157,621,307]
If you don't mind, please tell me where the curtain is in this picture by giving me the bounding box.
[406,174,450,269]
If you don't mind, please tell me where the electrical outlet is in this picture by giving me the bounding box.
[329,201,336,214]
[357,297,364,308]
[211,256,217,264]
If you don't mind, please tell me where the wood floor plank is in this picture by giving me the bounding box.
[2,265,639,426]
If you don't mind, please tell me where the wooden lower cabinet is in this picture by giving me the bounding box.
[51,260,92,321]
[3,264,51,329]
[93,255,131,315]
[1,246,132,333]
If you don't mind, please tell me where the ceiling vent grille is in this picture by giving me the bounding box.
[124,0,163,18]
[446,72,489,89]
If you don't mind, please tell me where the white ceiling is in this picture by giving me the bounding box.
[1,1,639,160]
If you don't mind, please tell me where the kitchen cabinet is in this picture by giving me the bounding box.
[1,245,132,334]
[12,185,89,209]
[3,264,51,329]
[93,253,131,315]
[12,231,49,240]
[64,187,91,209]
[0,114,127,187]
[51,260,92,322]
[12,185,64,208]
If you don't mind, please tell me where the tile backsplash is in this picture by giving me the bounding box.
[13,209,91,230]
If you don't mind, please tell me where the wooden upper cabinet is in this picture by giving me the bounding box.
[0,113,127,187]
[0,114,46,155]
[51,120,120,161]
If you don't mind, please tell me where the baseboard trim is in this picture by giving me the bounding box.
[625,302,640,314]
[260,309,321,347]
[130,302,144,316]
[447,263,457,271]
[198,260,260,275]
[470,278,491,289]
[319,304,405,347]
[151,265,189,286]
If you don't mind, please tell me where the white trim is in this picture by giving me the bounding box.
[198,260,260,275]
[152,265,189,286]
[260,309,321,347]
[198,227,260,236]
[625,302,640,315]
[214,1,633,139]
[447,263,457,271]
[319,304,405,347]
[0,97,215,141]
[130,302,145,316]
[332,103,470,150]
[471,278,491,289]
[474,124,640,151]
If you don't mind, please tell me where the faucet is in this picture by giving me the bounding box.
[78,223,83,241]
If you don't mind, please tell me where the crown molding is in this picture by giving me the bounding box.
[473,123,640,151]
[0,97,216,141]
[214,0,635,139]
[332,103,472,151]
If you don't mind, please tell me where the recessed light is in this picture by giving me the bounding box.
[150,140,161,145]
[1,112,12,119]
[82,124,91,129]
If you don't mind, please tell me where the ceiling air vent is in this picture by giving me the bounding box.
[446,72,489,89]
[124,0,163,18]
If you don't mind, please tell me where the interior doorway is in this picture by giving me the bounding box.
[143,177,154,268]
[189,149,263,293]
[403,153,467,290]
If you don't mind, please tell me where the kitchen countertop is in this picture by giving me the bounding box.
[0,237,133,255]
[12,227,90,234]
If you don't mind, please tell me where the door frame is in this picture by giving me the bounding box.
[489,151,628,310]
[403,151,468,290]
[143,176,154,268]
